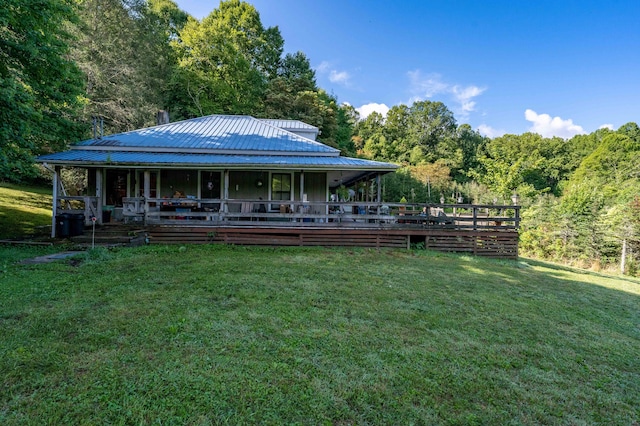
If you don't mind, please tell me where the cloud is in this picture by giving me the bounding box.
[599,124,614,130]
[329,70,350,84]
[407,71,449,97]
[316,61,351,86]
[452,85,485,112]
[407,70,486,117]
[477,124,506,139]
[316,61,330,73]
[524,109,586,138]
[356,103,390,119]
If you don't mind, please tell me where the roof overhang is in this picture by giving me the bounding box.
[37,150,398,180]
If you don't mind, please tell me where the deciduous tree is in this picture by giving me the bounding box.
[0,0,85,180]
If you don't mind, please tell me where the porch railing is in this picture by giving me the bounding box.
[121,197,520,230]
[56,196,100,225]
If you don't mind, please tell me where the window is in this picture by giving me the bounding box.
[271,173,291,201]
[201,171,221,199]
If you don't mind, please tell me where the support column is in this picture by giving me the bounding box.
[197,170,202,207]
[143,170,151,219]
[223,170,229,213]
[51,166,60,237]
[376,174,382,215]
[95,169,103,224]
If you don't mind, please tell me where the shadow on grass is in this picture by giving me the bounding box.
[0,205,52,239]
[520,256,640,290]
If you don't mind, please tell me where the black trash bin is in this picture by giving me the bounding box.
[70,213,85,236]
[102,208,112,223]
[56,213,71,238]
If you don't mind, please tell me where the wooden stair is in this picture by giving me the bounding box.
[68,224,148,247]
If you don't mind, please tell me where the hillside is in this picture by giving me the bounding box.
[0,183,53,239]
[1,244,638,424]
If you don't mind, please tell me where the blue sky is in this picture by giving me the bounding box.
[174,0,639,139]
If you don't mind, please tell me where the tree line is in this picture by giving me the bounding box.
[2,0,353,179]
[2,0,639,273]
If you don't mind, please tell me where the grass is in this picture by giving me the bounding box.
[1,244,638,424]
[0,183,52,239]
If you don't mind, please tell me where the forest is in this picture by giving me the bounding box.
[2,0,639,274]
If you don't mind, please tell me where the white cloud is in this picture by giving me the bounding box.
[599,124,614,130]
[524,109,586,138]
[316,61,351,86]
[316,61,330,73]
[329,70,350,84]
[356,103,390,119]
[407,70,486,117]
[408,71,449,97]
[451,85,486,113]
[477,124,506,139]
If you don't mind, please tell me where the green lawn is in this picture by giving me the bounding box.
[0,183,52,239]
[1,244,638,424]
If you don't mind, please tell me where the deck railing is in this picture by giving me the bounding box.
[122,197,520,230]
[56,196,100,225]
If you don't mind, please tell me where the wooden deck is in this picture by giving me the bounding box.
[56,199,520,258]
[146,225,519,259]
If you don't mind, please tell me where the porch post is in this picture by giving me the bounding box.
[299,170,305,200]
[376,174,382,203]
[96,168,103,224]
[51,166,60,237]
[196,170,201,207]
[223,169,229,213]
[143,170,151,220]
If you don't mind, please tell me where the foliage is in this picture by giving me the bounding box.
[71,0,181,133]
[0,0,85,181]
[471,133,577,199]
[334,103,358,156]
[168,1,273,118]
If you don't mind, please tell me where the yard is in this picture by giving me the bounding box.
[1,244,638,424]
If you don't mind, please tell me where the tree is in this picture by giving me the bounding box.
[445,124,486,183]
[278,51,317,92]
[382,104,410,162]
[571,132,640,201]
[0,0,85,180]
[409,162,452,201]
[262,51,317,119]
[405,100,457,164]
[71,0,184,133]
[207,0,283,79]
[335,103,358,156]
[169,0,283,119]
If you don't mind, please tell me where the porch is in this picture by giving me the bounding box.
[59,197,520,258]
[59,195,519,230]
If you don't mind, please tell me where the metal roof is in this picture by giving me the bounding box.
[36,114,398,177]
[258,119,319,131]
[37,150,398,171]
[74,115,335,154]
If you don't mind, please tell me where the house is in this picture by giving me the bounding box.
[37,114,399,234]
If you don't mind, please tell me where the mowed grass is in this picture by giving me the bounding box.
[1,245,638,424]
[0,183,52,239]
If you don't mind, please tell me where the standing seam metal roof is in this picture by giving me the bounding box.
[75,114,336,154]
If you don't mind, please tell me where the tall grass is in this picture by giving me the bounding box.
[1,244,638,424]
